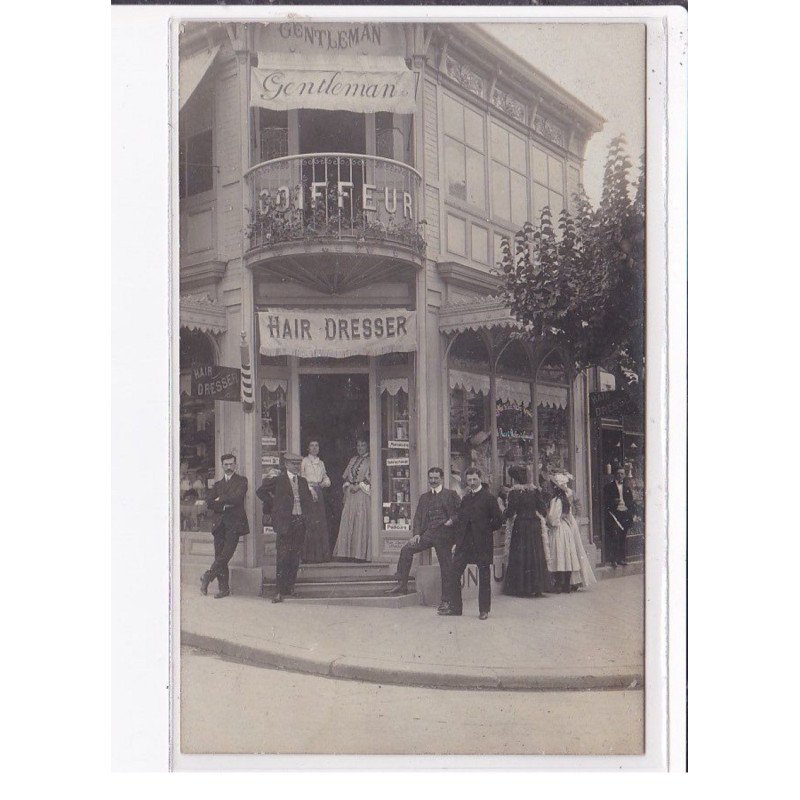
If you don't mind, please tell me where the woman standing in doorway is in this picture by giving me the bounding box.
[301,440,331,563]
[333,436,371,562]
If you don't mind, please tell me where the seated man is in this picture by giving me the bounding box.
[385,467,460,613]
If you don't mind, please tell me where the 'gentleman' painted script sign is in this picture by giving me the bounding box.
[251,64,415,115]
[258,308,416,359]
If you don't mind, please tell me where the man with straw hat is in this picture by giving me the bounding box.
[257,451,313,603]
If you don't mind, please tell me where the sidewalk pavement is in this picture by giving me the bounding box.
[181,573,644,691]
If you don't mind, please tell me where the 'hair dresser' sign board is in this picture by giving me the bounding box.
[258,308,416,358]
[251,22,416,114]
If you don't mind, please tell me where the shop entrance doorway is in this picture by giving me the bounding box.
[299,371,370,559]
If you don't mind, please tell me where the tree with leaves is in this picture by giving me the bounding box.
[496,135,645,392]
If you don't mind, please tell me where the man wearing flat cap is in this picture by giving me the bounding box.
[257,452,313,603]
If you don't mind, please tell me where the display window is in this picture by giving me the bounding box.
[260,378,288,529]
[380,379,411,531]
[535,350,570,474]
[179,329,217,532]
[496,380,534,485]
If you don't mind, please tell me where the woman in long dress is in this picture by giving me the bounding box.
[332,436,372,562]
[547,472,597,592]
[502,465,551,597]
[300,440,331,563]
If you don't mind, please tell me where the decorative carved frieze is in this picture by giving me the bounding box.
[533,114,567,148]
[491,87,526,123]
[444,55,484,97]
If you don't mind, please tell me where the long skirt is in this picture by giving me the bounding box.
[301,490,330,563]
[549,519,582,574]
[566,513,597,588]
[503,517,549,596]
[333,488,371,561]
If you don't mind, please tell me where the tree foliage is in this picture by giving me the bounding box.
[496,135,645,388]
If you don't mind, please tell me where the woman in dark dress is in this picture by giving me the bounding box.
[502,465,551,597]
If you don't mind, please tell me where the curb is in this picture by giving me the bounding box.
[181,630,643,692]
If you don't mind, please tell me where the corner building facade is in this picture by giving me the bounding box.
[178,21,605,589]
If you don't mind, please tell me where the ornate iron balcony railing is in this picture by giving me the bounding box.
[245,153,425,257]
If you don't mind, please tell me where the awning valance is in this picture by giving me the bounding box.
[179,45,220,111]
[180,295,226,336]
[378,377,408,396]
[496,378,531,406]
[261,379,287,394]
[251,54,416,114]
[439,296,522,335]
[449,369,490,396]
[536,383,569,410]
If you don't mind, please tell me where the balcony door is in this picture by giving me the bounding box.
[298,110,366,155]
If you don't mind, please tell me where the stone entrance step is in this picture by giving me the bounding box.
[263,577,414,597]
[293,562,396,581]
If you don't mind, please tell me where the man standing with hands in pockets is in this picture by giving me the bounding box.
[385,467,460,613]
[257,452,313,603]
[439,467,503,620]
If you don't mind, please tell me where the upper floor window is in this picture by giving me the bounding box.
[531,144,565,224]
[256,109,288,163]
[491,121,528,227]
[179,129,213,198]
[443,93,486,210]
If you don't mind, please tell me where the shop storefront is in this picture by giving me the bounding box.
[178,20,605,587]
[252,307,419,562]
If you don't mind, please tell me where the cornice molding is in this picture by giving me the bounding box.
[437,261,502,295]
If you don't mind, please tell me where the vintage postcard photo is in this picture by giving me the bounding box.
[173,9,678,764]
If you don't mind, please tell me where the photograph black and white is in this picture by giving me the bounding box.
[176,14,653,758]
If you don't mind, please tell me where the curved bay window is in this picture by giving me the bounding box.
[536,350,571,474]
[179,329,217,532]
[449,330,492,490]
[496,341,535,485]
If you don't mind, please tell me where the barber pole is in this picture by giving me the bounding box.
[240,331,254,411]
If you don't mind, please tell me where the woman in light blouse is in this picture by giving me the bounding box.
[300,440,332,563]
[332,435,372,562]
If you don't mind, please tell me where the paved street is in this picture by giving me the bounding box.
[180,647,644,756]
[181,574,644,690]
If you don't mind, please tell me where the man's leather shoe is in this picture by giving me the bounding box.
[200,572,211,595]
[214,590,230,599]
[438,608,461,616]
[384,584,408,596]
[271,593,283,603]
[437,602,450,613]
[479,612,489,620]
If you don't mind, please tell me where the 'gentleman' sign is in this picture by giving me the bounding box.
[191,366,241,402]
[258,308,416,359]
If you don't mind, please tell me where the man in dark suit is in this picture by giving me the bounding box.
[604,467,636,567]
[385,467,460,612]
[256,452,313,603]
[439,467,503,620]
[200,454,249,599]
